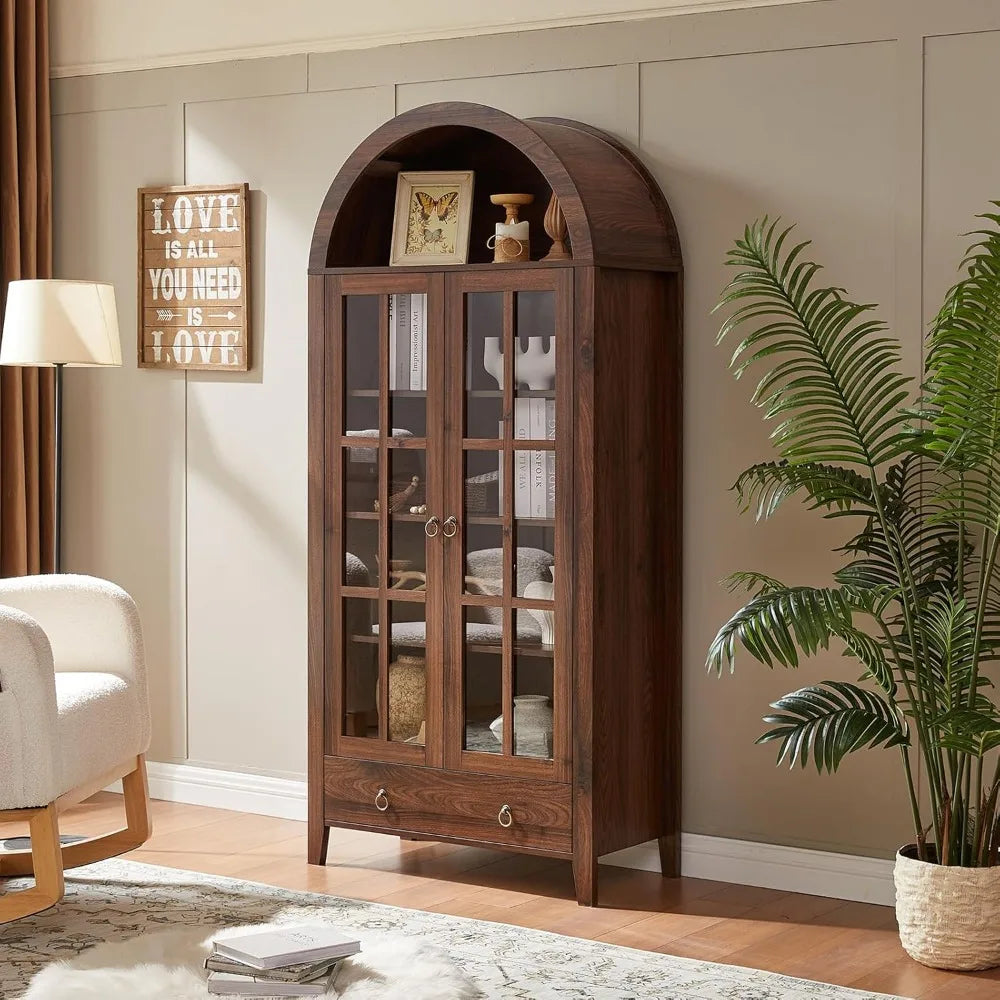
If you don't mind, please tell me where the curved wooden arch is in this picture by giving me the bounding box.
[309,102,681,273]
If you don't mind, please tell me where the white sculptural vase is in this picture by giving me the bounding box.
[483,337,556,390]
[490,694,554,758]
[523,566,555,647]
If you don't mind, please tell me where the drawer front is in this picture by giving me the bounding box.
[324,757,572,854]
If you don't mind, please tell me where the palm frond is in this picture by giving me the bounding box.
[924,210,1000,532]
[716,219,913,469]
[835,457,962,591]
[936,708,1000,757]
[841,626,896,697]
[724,571,787,596]
[923,595,977,713]
[733,461,875,521]
[758,680,908,772]
[708,585,861,673]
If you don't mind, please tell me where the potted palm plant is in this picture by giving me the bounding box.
[710,209,1000,971]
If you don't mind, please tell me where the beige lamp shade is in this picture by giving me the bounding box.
[1,279,122,367]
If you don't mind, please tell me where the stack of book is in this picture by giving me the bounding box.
[206,924,361,996]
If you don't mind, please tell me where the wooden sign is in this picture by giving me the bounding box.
[137,183,251,370]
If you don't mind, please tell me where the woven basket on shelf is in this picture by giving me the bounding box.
[894,846,1000,970]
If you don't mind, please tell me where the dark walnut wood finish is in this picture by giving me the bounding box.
[308,102,682,905]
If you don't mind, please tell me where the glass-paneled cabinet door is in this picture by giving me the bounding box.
[444,270,572,782]
[327,273,445,767]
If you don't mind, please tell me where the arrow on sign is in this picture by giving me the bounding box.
[156,309,177,321]
[209,311,237,321]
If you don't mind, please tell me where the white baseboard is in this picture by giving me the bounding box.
[107,761,308,821]
[603,835,896,907]
[116,762,895,906]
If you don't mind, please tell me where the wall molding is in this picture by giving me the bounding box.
[125,762,895,906]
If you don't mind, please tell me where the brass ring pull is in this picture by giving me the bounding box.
[442,515,459,538]
[424,516,440,538]
[498,803,513,828]
[375,787,389,812]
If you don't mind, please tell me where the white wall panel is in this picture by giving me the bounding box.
[183,88,391,775]
[923,32,1000,323]
[54,106,188,762]
[641,43,914,856]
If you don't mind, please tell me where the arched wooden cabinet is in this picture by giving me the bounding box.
[308,102,682,905]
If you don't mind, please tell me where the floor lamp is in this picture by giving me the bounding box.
[0,280,122,572]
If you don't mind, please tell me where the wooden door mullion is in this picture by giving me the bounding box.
[377,292,390,743]
[501,289,516,758]
[328,277,345,756]
[426,273,446,769]
[444,274,467,771]
[554,269,573,783]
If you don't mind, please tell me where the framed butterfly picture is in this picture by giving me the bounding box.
[389,170,474,266]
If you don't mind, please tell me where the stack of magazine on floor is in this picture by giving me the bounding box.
[205,924,361,996]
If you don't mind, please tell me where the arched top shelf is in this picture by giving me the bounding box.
[309,102,682,273]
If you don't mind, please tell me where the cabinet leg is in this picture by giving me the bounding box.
[572,851,598,906]
[658,833,680,878]
[308,823,330,866]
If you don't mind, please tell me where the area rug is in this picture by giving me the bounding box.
[0,858,908,999]
[21,928,478,999]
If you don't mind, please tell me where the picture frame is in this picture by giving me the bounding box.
[389,170,474,266]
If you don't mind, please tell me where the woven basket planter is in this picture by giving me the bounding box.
[894,846,1000,970]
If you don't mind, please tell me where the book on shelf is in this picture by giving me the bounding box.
[207,969,336,996]
[514,398,531,518]
[211,924,361,970]
[409,293,426,390]
[545,398,556,519]
[529,398,549,518]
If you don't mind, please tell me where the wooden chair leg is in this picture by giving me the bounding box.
[0,804,64,922]
[0,756,152,879]
[122,754,152,845]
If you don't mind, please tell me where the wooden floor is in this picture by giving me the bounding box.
[2,793,998,999]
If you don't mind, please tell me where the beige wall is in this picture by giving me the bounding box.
[48,0,816,76]
[51,0,1000,856]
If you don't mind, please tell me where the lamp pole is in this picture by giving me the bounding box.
[54,362,63,573]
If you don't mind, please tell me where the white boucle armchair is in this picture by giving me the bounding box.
[0,575,152,922]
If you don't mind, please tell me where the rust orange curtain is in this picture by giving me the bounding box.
[0,0,55,575]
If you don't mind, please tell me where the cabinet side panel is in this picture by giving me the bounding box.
[573,267,597,885]
[308,273,329,863]
[592,267,681,858]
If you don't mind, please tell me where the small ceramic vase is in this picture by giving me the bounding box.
[490,694,554,758]
[523,566,555,647]
[384,654,425,742]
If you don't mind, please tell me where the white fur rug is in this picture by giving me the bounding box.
[22,924,480,999]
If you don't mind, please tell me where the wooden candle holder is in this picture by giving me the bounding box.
[542,192,571,261]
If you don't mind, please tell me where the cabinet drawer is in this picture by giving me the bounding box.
[324,757,572,854]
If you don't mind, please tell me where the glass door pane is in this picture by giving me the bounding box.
[449,275,567,777]
[463,607,505,754]
[510,289,556,759]
[333,279,437,762]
